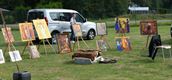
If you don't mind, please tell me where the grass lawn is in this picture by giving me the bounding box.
[0,25,172,80]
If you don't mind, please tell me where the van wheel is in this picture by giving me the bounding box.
[49,32,59,44]
[87,30,95,40]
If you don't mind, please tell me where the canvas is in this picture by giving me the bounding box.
[19,23,35,41]
[116,37,131,51]
[9,50,22,62]
[97,40,107,51]
[57,33,71,53]
[28,45,40,58]
[96,23,107,36]
[115,18,130,33]
[33,19,51,39]
[0,49,5,64]
[72,24,82,37]
[140,20,158,35]
[1,27,15,43]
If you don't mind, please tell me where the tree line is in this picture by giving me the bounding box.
[0,0,171,23]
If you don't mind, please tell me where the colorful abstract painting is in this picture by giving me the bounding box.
[116,37,131,51]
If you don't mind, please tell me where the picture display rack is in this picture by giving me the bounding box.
[96,22,112,50]
[33,19,57,55]
[72,24,89,51]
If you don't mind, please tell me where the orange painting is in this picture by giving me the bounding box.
[72,24,82,37]
[19,23,35,41]
[1,27,15,43]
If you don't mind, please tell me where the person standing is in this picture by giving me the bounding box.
[70,13,76,43]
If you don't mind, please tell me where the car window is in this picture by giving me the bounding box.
[50,12,60,20]
[28,11,44,22]
[60,13,71,21]
[75,13,84,23]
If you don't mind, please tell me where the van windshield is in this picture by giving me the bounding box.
[27,11,44,22]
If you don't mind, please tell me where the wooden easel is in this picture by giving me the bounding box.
[37,39,58,55]
[73,36,89,51]
[99,35,112,49]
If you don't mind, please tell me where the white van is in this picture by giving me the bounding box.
[27,9,97,42]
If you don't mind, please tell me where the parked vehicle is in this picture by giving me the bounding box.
[27,9,97,43]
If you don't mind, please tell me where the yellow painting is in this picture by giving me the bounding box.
[33,19,51,39]
[19,23,35,41]
[72,24,82,37]
[1,27,15,43]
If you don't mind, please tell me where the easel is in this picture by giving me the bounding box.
[37,39,57,55]
[99,35,112,49]
[32,19,57,55]
[71,24,89,51]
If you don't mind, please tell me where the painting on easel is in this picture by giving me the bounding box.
[72,24,82,37]
[96,23,107,36]
[57,33,71,53]
[1,27,15,43]
[9,50,22,62]
[33,19,51,39]
[140,20,158,35]
[114,18,130,33]
[0,49,5,64]
[116,37,131,51]
[28,45,40,58]
[19,23,35,41]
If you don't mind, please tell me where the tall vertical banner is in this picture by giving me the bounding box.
[33,19,51,39]
[19,23,35,41]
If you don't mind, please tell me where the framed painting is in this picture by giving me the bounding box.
[72,24,82,37]
[0,49,5,64]
[19,23,35,41]
[97,40,107,51]
[140,20,158,35]
[116,37,131,51]
[114,18,130,33]
[28,45,40,59]
[96,23,107,36]
[1,27,15,43]
[9,50,22,62]
[33,19,51,39]
[57,33,71,53]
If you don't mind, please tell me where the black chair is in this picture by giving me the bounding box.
[148,35,162,60]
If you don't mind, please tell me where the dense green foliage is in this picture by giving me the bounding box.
[0,0,171,23]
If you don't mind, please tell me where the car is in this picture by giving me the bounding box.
[27,9,97,43]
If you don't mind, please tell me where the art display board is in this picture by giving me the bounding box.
[114,18,130,33]
[96,23,107,36]
[72,24,89,50]
[9,50,22,62]
[28,45,40,59]
[57,33,71,53]
[115,36,132,51]
[0,49,5,64]
[1,27,15,43]
[19,22,35,41]
[72,24,82,37]
[33,19,51,39]
[140,20,158,35]
[97,40,107,51]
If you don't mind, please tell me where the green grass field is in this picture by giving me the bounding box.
[0,25,172,80]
